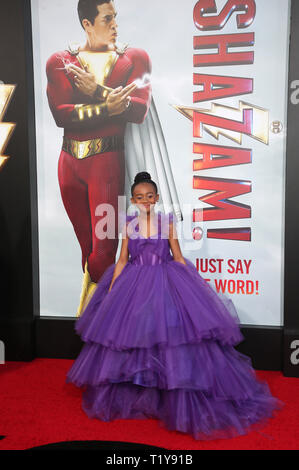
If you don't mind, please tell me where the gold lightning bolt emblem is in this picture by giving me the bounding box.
[173,101,269,145]
[0,84,16,170]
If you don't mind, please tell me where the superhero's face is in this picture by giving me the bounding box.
[82,1,118,49]
[131,183,159,215]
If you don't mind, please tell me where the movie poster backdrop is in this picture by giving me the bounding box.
[30,0,290,324]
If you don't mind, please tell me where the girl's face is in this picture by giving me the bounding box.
[131,182,159,214]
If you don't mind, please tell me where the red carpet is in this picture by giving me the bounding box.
[0,359,298,450]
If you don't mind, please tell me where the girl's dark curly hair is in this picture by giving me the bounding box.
[131,171,158,197]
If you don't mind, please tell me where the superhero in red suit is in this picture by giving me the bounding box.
[46,0,151,316]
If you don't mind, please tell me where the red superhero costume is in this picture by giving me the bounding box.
[46,44,152,316]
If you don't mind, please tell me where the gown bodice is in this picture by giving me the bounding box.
[125,211,175,266]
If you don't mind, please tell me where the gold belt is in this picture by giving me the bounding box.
[62,136,124,159]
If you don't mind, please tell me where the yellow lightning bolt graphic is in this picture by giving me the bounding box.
[173,100,269,145]
[0,84,16,170]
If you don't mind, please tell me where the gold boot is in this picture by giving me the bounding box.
[84,281,97,310]
[76,260,97,318]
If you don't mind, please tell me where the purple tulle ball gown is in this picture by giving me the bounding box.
[66,211,283,440]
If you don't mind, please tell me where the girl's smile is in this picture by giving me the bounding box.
[130,182,160,214]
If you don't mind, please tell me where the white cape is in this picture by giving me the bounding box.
[124,97,183,222]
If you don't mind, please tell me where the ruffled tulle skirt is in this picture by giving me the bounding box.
[66,258,283,440]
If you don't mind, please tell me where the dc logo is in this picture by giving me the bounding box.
[270,121,283,134]
[290,339,299,366]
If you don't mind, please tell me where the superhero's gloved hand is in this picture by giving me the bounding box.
[106,82,137,116]
[71,82,137,123]
[68,63,98,98]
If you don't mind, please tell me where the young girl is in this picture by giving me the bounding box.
[66,171,283,440]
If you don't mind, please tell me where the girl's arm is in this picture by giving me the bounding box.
[168,220,187,266]
[108,223,130,292]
